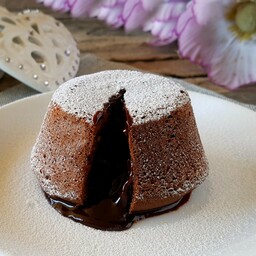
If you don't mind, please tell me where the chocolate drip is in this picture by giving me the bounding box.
[46,192,190,231]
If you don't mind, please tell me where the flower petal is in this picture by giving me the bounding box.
[178,1,256,89]
[175,1,194,37]
[90,0,125,27]
[122,0,140,21]
[208,40,256,89]
[43,0,66,11]
[193,0,229,25]
[144,1,188,46]
[148,20,178,45]
[141,0,159,11]
[123,0,147,31]
[70,0,94,17]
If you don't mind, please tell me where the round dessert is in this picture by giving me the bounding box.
[31,70,209,230]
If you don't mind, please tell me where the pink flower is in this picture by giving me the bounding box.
[39,0,188,46]
[122,0,188,45]
[144,0,189,46]
[122,0,159,31]
[90,0,126,28]
[177,0,256,89]
[38,0,94,17]
[40,0,68,12]
[70,0,95,17]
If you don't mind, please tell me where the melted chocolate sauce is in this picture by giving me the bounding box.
[46,193,190,231]
[45,90,191,231]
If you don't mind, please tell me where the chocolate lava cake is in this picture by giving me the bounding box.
[31,70,208,230]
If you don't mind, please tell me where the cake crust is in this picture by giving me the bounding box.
[128,102,208,213]
[31,70,209,213]
[31,104,94,204]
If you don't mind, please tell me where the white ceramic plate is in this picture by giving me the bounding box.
[0,91,256,256]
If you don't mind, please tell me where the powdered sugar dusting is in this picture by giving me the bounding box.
[52,70,189,124]
[123,73,189,124]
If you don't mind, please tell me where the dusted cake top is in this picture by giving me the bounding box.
[52,70,190,125]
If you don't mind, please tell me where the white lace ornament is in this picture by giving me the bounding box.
[0,7,80,92]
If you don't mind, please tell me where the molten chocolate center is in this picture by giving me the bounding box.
[47,193,190,231]
[46,91,190,231]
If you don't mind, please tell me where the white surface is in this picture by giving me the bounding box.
[0,91,256,256]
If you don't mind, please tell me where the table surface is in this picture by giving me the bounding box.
[1,0,256,106]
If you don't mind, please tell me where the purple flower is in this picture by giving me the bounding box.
[144,0,189,46]
[122,0,159,31]
[40,0,68,12]
[70,0,95,17]
[122,0,188,45]
[90,0,126,28]
[38,0,94,17]
[39,0,188,46]
[38,0,128,26]
[177,0,256,89]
